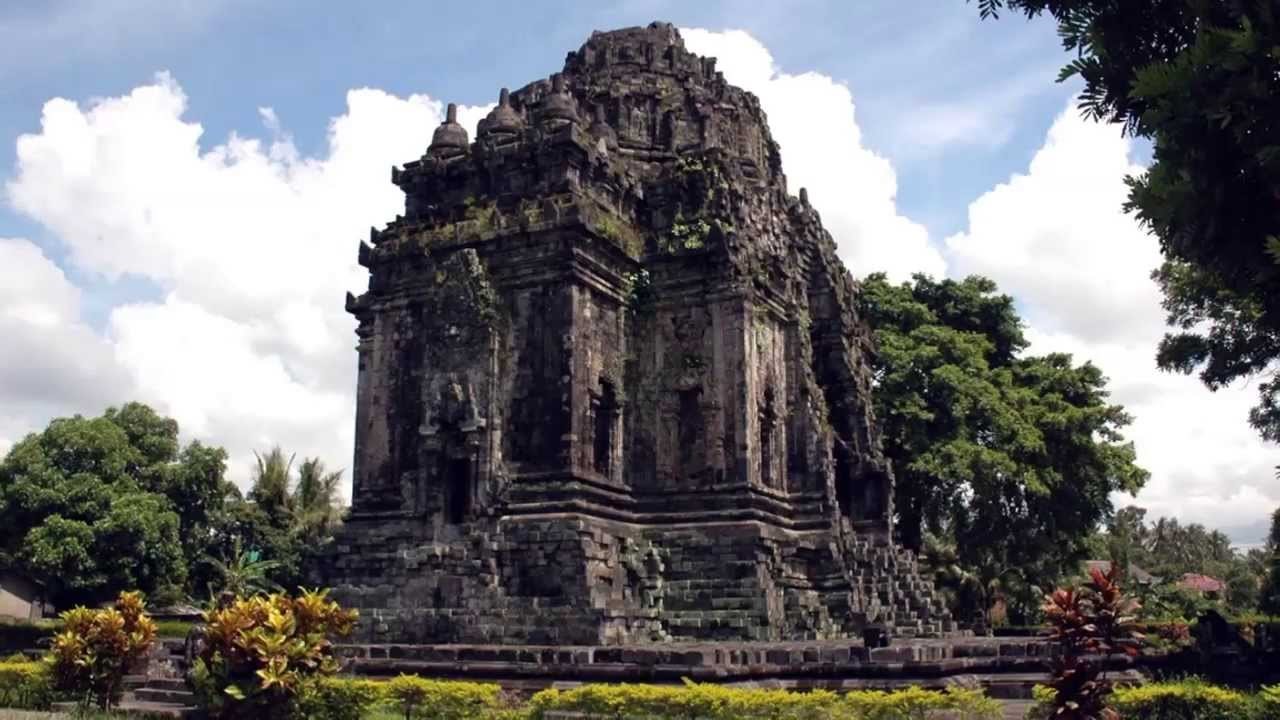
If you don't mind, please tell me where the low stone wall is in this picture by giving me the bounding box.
[335,637,1059,686]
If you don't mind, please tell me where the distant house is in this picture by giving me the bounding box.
[0,571,48,621]
[1176,573,1226,597]
[1083,560,1158,586]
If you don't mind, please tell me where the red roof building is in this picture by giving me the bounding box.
[1176,573,1226,594]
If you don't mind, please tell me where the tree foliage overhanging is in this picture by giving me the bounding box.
[861,273,1149,622]
[0,403,346,609]
[974,0,1280,440]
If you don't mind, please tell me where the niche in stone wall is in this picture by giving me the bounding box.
[443,452,472,524]
[591,377,619,476]
[759,385,777,488]
[677,386,704,480]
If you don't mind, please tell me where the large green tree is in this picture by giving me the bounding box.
[0,404,205,607]
[974,0,1280,440]
[861,273,1148,621]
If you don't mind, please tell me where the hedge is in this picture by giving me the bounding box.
[0,661,53,711]
[525,682,1001,719]
[283,678,1002,720]
[1030,679,1280,719]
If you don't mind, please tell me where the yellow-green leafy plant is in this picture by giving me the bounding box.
[291,676,383,720]
[845,686,1001,719]
[1111,678,1254,719]
[190,588,357,719]
[383,674,502,720]
[0,660,54,710]
[526,681,1001,720]
[47,590,157,710]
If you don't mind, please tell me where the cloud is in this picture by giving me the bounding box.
[681,28,946,281]
[0,237,131,453]
[944,104,1279,541]
[6,73,488,488]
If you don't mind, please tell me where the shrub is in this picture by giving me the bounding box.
[1111,679,1255,719]
[1030,680,1280,720]
[48,590,157,710]
[383,674,503,720]
[526,681,1000,720]
[291,677,383,720]
[845,686,1001,719]
[190,588,357,719]
[1042,564,1143,719]
[0,660,54,710]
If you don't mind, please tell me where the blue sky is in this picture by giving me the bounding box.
[1,1,1069,258]
[1,0,1273,543]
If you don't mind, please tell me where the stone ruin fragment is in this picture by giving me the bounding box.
[326,22,953,645]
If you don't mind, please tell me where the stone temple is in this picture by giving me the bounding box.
[327,22,952,646]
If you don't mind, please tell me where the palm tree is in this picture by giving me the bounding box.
[292,457,345,543]
[249,446,295,520]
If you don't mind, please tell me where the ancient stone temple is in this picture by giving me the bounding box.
[327,22,952,646]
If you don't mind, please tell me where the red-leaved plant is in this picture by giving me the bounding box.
[1042,564,1144,719]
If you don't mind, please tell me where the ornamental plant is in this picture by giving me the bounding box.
[1041,564,1143,719]
[384,674,502,720]
[190,588,357,719]
[47,590,158,710]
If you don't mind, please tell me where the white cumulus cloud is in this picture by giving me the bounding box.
[5,73,488,488]
[0,238,132,454]
[945,104,1278,542]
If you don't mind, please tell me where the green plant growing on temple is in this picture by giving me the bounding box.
[670,216,711,250]
[48,591,158,711]
[622,269,654,316]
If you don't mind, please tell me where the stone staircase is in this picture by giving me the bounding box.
[847,534,958,639]
[119,639,199,718]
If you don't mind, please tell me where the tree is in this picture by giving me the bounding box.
[248,447,294,521]
[292,457,344,545]
[1092,505,1268,616]
[1263,506,1280,614]
[861,273,1148,622]
[974,1,1280,440]
[215,446,347,594]
[0,403,237,608]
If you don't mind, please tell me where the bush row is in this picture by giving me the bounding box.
[0,661,53,711]
[1031,679,1280,719]
[292,678,1002,720]
[10,664,1280,720]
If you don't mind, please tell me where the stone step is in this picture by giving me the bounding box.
[134,687,197,704]
[56,700,198,718]
[143,678,190,692]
